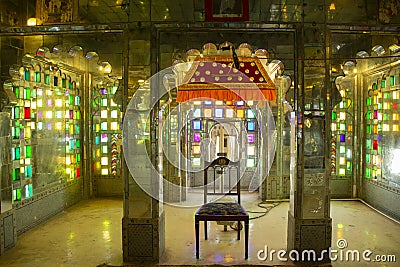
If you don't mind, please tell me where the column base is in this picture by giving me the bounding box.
[122,211,165,263]
[287,211,332,264]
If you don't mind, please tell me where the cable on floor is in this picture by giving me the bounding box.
[229,201,280,231]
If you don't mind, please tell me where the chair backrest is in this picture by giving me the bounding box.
[203,156,241,204]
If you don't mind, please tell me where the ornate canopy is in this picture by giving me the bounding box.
[176,56,276,102]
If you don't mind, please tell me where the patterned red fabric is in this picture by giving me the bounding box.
[177,56,276,102]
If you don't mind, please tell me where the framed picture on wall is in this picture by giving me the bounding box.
[36,0,76,24]
[205,0,249,21]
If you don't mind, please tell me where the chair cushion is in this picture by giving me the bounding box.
[196,202,247,216]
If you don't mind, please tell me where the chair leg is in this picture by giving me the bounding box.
[237,221,240,240]
[245,220,249,259]
[204,221,208,240]
[195,220,199,259]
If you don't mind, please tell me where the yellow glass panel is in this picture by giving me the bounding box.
[193,101,202,105]
[101,169,109,175]
[96,149,101,157]
[347,125,352,132]
[393,91,399,99]
[24,127,31,138]
[95,162,101,170]
[55,122,62,130]
[331,123,337,131]
[383,102,390,109]
[393,113,399,120]
[393,125,399,131]
[339,157,345,165]
[237,109,244,118]
[339,168,345,175]
[204,109,212,118]
[215,100,223,105]
[192,145,200,154]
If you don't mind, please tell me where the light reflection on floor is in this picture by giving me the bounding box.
[0,195,398,266]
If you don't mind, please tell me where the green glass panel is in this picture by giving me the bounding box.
[14,127,20,139]
[24,88,31,99]
[69,82,73,89]
[366,140,371,149]
[365,168,371,178]
[339,146,345,154]
[75,96,80,105]
[366,125,372,134]
[377,103,382,109]
[16,188,21,201]
[69,95,74,105]
[384,92,390,99]
[332,112,337,120]
[45,74,50,85]
[31,88,37,98]
[13,106,19,119]
[12,168,20,181]
[13,86,20,98]
[95,136,100,145]
[347,161,351,171]
[366,154,370,163]
[76,154,81,162]
[24,70,30,81]
[100,122,107,130]
[35,72,41,82]
[25,146,32,158]
[378,146,382,154]
[25,184,33,198]
[390,75,395,86]
[366,97,372,106]
[75,125,80,134]
[76,139,80,148]
[383,114,389,120]
[70,140,75,150]
[381,79,386,88]
[62,79,66,88]
[101,99,108,107]
[25,165,32,178]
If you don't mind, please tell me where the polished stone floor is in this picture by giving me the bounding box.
[0,194,399,267]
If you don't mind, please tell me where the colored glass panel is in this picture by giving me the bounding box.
[373,140,378,150]
[193,133,201,142]
[248,134,254,143]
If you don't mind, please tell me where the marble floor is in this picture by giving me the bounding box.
[0,194,399,267]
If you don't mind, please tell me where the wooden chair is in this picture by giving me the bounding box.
[195,156,249,259]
